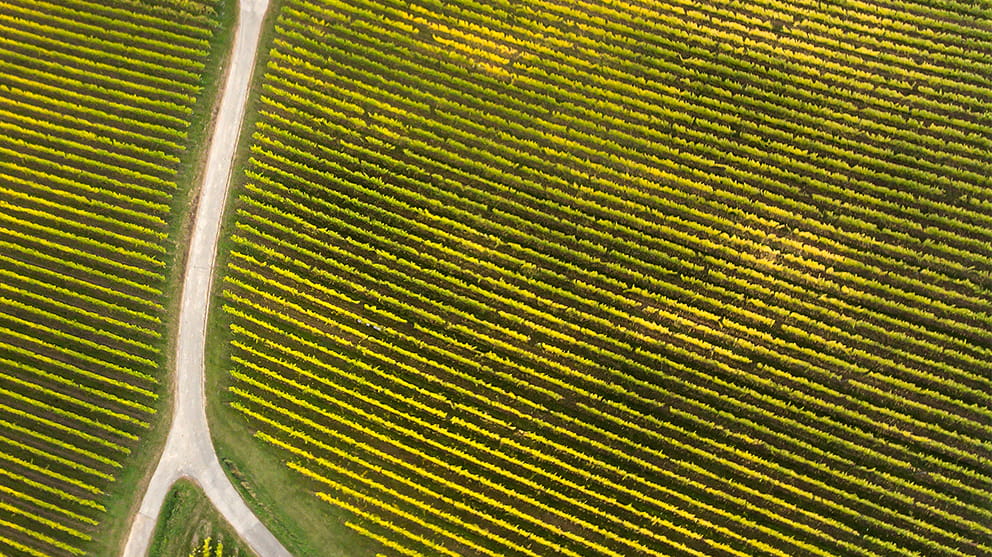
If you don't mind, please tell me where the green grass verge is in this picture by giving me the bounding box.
[86,1,237,555]
[148,479,253,557]
[201,1,379,555]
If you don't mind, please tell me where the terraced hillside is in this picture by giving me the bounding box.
[218,0,992,555]
[0,0,229,554]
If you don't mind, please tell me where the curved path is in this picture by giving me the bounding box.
[121,0,288,555]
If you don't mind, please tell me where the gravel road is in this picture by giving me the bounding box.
[121,0,288,555]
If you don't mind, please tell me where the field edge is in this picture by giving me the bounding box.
[83,1,239,555]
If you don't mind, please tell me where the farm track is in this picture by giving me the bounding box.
[120,0,289,555]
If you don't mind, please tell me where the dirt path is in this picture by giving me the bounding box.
[121,0,288,555]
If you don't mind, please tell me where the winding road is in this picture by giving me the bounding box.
[121,0,289,555]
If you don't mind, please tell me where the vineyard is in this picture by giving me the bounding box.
[187,538,235,557]
[218,0,992,555]
[0,0,228,555]
[220,0,992,555]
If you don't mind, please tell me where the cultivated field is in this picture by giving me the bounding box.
[0,0,228,554]
[219,0,992,555]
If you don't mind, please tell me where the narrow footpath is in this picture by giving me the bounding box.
[121,0,289,555]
